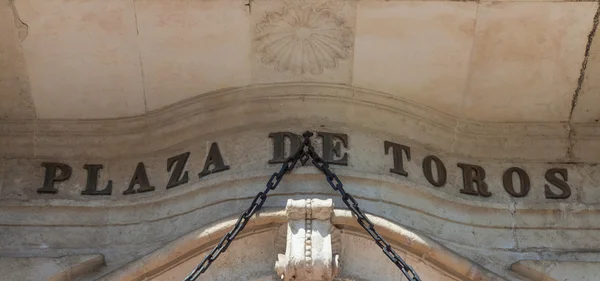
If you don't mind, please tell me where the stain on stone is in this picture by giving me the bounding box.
[8,0,28,41]
[244,0,252,14]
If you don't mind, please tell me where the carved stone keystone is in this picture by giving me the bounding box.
[275,198,341,281]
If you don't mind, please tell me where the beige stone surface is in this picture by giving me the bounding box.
[570,122,600,162]
[0,254,104,281]
[340,235,460,281]
[148,231,279,281]
[511,260,600,281]
[14,0,145,119]
[136,0,252,111]
[0,0,35,119]
[464,2,597,122]
[0,158,3,199]
[0,120,33,158]
[353,1,477,117]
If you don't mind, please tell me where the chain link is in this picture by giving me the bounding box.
[305,135,422,281]
[184,144,305,281]
[184,132,422,281]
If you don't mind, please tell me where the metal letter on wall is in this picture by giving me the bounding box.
[457,163,492,197]
[123,162,155,195]
[269,132,302,164]
[502,167,530,197]
[81,164,112,196]
[384,141,411,177]
[318,132,349,165]
[38,162,72,194]
[166,152,190,189]
[198,142,230,178]
[422,155,447,187]
[544,168,571,199]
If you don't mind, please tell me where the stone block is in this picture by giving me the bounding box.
[354,1,477,117]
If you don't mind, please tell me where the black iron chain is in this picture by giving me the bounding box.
[184,131,422,281]
[183,144,306,281]
[303,132,422,281]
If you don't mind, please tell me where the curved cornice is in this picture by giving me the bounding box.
[1,82,597,161]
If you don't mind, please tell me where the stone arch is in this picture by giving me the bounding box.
[98,205,504,281]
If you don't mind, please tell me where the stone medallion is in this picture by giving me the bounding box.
[253,2,354,76]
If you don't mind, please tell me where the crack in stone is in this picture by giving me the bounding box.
[566,2,600,160]
[508,201,519,250]
[132,0,148,113]
[9,0,28,41]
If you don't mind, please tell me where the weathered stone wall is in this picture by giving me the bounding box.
[1,0,600,279]
[1,95,600,279]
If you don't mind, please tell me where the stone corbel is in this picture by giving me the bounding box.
[275,198,341,281]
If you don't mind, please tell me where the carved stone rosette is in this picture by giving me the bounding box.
[253,5,353,75]
[275,198,341,281]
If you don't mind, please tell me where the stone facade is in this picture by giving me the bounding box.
[1,0,600,280]
[2,122,600,280]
